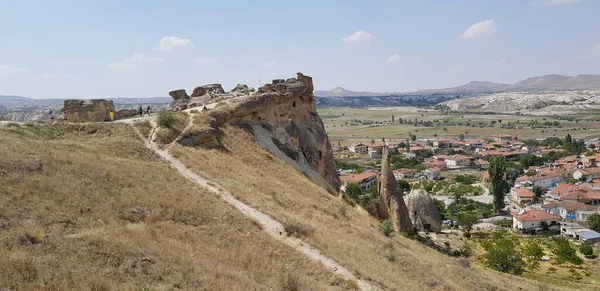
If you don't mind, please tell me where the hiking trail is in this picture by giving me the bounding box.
[129,117,379,291]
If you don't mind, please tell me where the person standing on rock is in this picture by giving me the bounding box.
[49,110,54,121]
[109,111,115,122]
[146,106,151,116]
[138,105,143,117]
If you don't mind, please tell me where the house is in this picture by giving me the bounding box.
[482,171,490,188]
[574,167,600,180]
[423,159,447,169]
[515,173,564,189]
[423,168,442,180]
[511,186,536,204]
[495,134,514,142]
[393,168,417,180]
[349,143,368,155]
[579,231,600,244]
[476,159,490,170]
[367,149,381,159]
[550,183,600,205]
[512,209,561,234]
[340,171,378,192]
[445,155,471,167]
[433,139,451,148]
[542,201,598,221]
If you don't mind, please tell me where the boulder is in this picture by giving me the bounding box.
[378,146,414,234]
[61,99,115,122]
[191,86,207,97]
[202,84,225,94]
[169,89,190,100]
[404,189,443,232]
[231,84,254,94]
[116,109,138,119]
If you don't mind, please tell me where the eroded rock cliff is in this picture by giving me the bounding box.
[404,189,442,232]
[171,73,340,194]
[61,99,115,122]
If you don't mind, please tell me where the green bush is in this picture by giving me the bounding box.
[156,110,175,128]
[551,237,583,265]
[579,244,594,258]
[481,238,525,275]
[379,219,394,237]
[494,219,512,228]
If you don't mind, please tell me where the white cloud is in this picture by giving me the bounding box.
[106,53,165,70]
[342,30,374,42]
[532,0,582,6]
[386,54,401,63]
[153,36,194,51]
[263,61,277,67]
[0,64,28,78]
[193,58,218,65]
[458,19,498,39]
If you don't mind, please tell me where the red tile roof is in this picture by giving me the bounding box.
[542,200,598,211]
[340,171,377,184]
[512,210,561,222]
[514,187,536,199]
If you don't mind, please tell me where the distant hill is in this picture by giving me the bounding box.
[418,81,511,93]
[314,87,387,97]
[0,95,32,101]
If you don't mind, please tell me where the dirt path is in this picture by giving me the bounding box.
[130,121,379,291]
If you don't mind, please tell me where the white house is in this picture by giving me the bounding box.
[542,201,598,221]
[340,171,378,192]
[516,173,564,189]
[512,209,561,234]
[445,155,471,167]
[423,167,442,180]
[349,143,368,155]
[393,168,417,180]
[574,167,600,180]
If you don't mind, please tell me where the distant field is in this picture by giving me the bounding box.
[318,107,600,145]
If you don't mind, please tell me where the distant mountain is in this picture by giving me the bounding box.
[314,87,386,97]
[418,81,511,93]
[423,74,600,94]
[0,95,32,101]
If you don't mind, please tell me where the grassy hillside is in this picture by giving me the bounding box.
[0,123,343,290]
[170,125,560,291]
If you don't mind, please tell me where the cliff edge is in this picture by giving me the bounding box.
[169,73,340,194]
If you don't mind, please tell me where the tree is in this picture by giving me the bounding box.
[579,244,594,258]
[588,213,600,232]
[481,238,525,275]
[565,133,572,144]
[433,199,446,220]
[433,133,438,138]
[489,156,507,213]
[391,115,395,123]
[411,134,416,142]
[458,133,465,141]
[520,240,544,270]
[443,127,448,132]
[458,212,479,234]
[405,138,410,152]
[550,237,583,265]
[532,186,543,198]
[397,180,411,191]
[399,118,404,124]
[345,183,362,201]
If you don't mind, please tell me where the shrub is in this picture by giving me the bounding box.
[277,263,301,291]
[283,221,314,238]
[480,238,525,275]
[520,240,544,270]
[189,109,199,113]
[494,219,512,228]
[385,253,397,262]
[157,110,175,128]
[579,244,594,258]
[550,237,583,265]
[379,219,394,237]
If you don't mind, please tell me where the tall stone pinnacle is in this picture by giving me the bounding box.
[378,146,414,234]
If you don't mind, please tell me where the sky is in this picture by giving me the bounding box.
[1,0,600,98]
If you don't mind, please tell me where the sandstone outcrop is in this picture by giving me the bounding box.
[173,73,340,194]
[404,189,442,232]
[378,146,414,234]
[61,99,115,122]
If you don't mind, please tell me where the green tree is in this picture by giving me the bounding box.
[345,183,362,201]
[481,238,525,275]
[550,237,583,265]
[520,240,544,270]
[397,180,411,191]
[411,134,416,142]
[458,133,465,141]
[489,156,507,213]
[458,212,479,234]
[565,133,572,144]
[588,213,600,232]
[579,244,594,258]
[433,199,446,220]
[532,186,543,198]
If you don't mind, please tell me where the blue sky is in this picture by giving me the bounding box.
[1,0,599,98]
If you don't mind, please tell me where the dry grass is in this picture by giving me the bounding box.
[155,112,189,145]
[134,120,153,139]
[171,125,568,291]
[0,123,340,290]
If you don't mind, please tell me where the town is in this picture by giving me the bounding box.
[335,130,600,281]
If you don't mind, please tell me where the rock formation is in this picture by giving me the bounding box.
[378,146,414,234]
[169,89,191,110]
[61,99,115,122]
[172,73,340,194]
[404,189,442,232]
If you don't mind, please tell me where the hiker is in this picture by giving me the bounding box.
[109,111,115,122]
[49,110,54,121]
[146,106,151,116]
[138,105,143,117]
